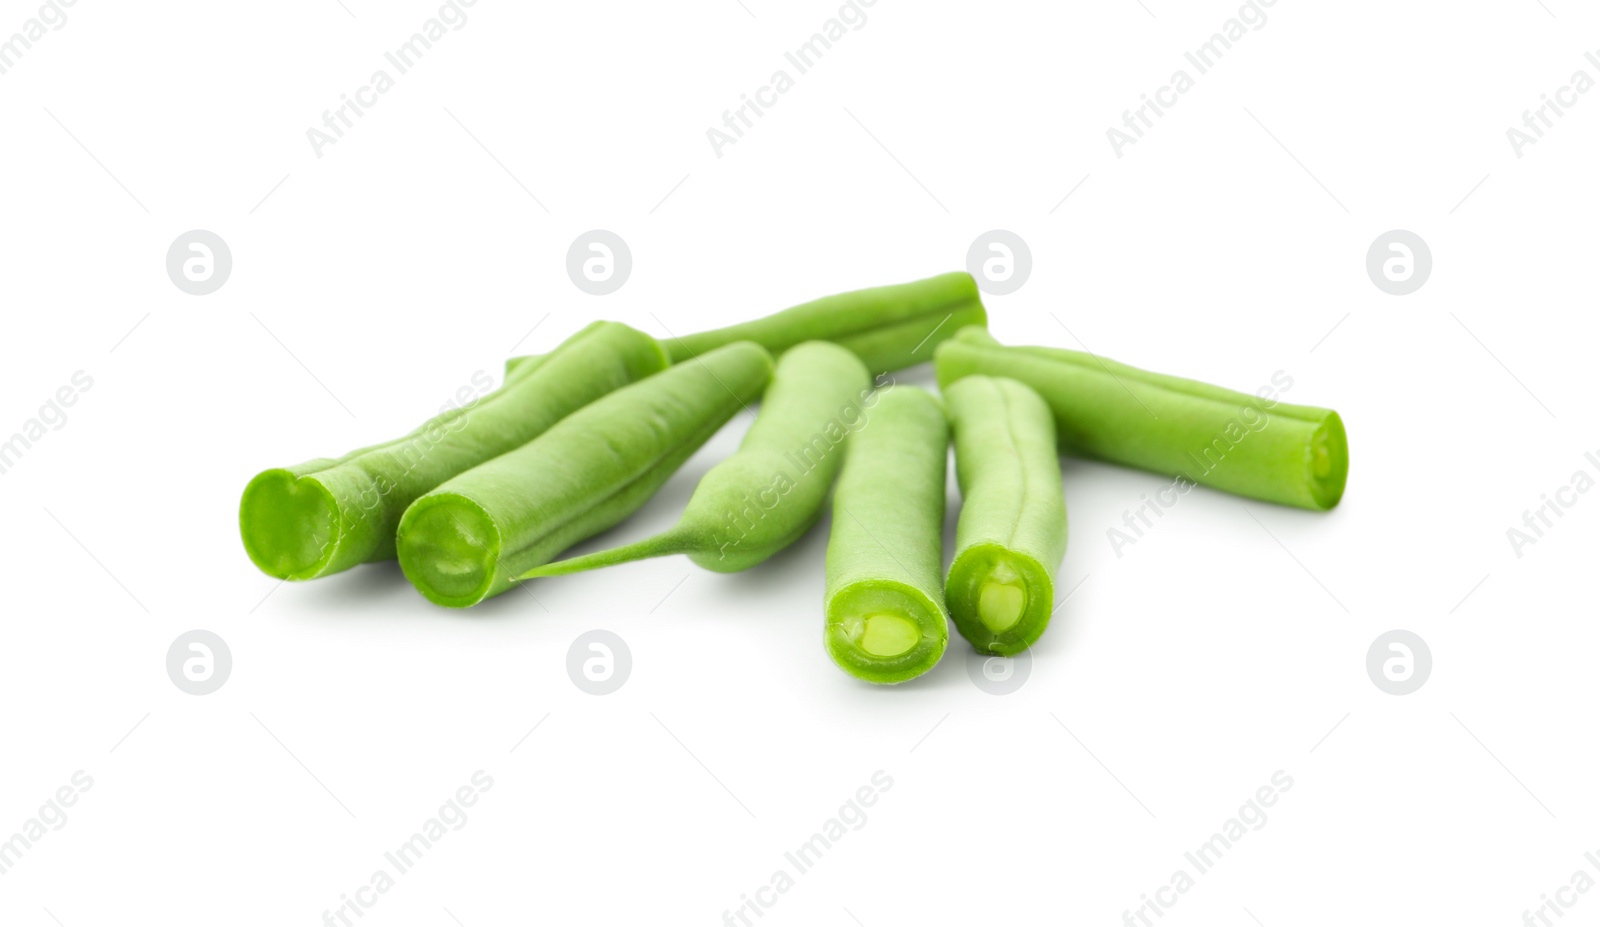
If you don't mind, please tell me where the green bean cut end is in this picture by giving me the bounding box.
[397,494,501,608]
[1307,412,1349,511]
[239,469,341,581]
[825,582,948,684]
[946,544,1053,656]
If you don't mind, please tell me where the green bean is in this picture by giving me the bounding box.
[823,386,950,684]
[240,321,667,581]
[521,342,873,578]
[397,342,774,607]
[504,354,539,380]
[935,328,1348,511]
[943,376,1067,655]
[504,272,985,379]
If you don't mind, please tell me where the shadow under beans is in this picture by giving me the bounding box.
[450,579,560,619]
[283,558,416,613]
[280,558,560,620]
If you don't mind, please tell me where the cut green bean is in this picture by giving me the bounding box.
[397,342,774,607]
[504,354,539,381]
[522,342,873,578]
[935,328,1348,511]
[240,321,667,581]
[501,351,547,383]
[823,386,950,684]
[943,376,1067,655]
[505,272,985,380]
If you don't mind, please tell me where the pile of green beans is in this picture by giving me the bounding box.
[396,342,773,607]
[239,321,666,581]
[521,341,873,579]
[239,272,1349,687]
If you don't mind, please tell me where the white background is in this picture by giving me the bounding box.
[2,1,1597,924]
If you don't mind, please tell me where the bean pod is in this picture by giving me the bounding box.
[506,272,985,380]
[943,376,1067,655]
[823,386,950,684]
[935,327,1348,511]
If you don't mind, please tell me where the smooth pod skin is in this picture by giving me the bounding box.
[935,328,1349,511]
[501,351,547,383]
[504,272,985,380]
[396,342,774,607]
[823,386,950,684]
[943,376,1067,656]
[521,342,875,578]
[240,321,667,581]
